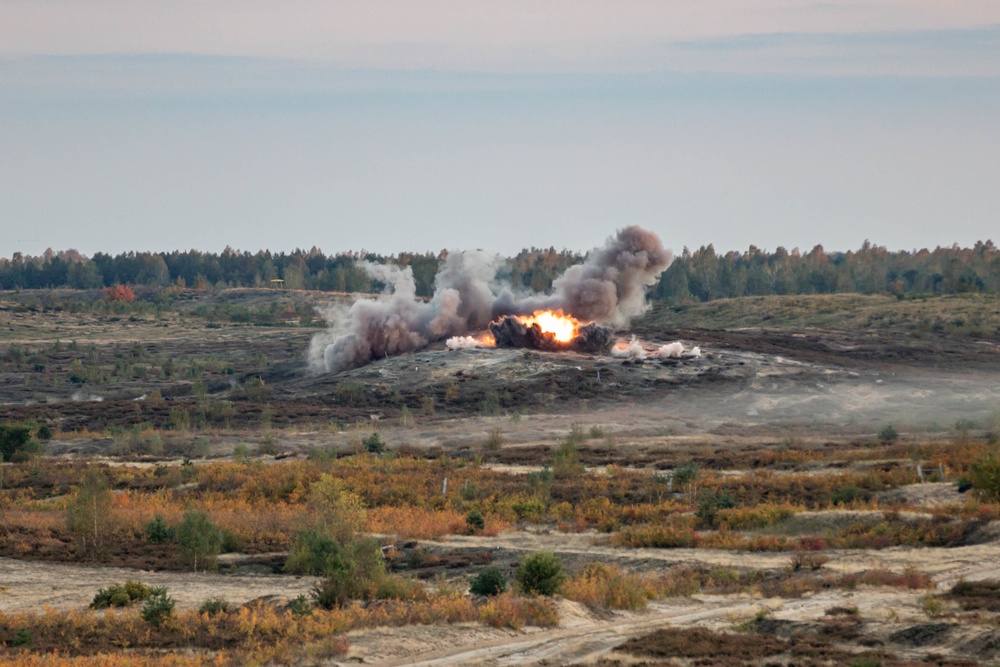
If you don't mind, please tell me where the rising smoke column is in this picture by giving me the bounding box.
[310,226,673,373]
[495,225,673,325]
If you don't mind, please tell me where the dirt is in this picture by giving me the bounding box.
[5,289,1000,665]
[0,556,314,613]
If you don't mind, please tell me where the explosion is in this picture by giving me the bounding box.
[310,226,673,372]
[513,310,578,344]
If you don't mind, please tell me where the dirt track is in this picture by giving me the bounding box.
[342,532,1000,666]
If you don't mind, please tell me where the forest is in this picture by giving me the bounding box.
[1,240,998,303]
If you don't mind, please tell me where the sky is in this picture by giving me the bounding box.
[1,1,999,258]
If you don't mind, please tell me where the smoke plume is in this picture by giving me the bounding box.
[310,226,672,372]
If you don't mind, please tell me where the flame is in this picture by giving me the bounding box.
[475,332,496,347]
[516,310,580,343]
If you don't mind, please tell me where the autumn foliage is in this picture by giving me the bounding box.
[103,284,136,302]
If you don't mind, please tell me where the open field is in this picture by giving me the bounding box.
[2,289,1000,665]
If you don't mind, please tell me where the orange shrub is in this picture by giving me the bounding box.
[563,563,656,610]
[103,284,136,302]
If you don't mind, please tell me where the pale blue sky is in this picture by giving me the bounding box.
[1,2,998,257]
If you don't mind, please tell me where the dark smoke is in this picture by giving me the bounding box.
[310,226,672,372]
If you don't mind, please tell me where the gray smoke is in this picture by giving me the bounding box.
[310,226,672,373]
[494,225,673,325]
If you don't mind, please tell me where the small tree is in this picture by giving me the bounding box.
[672,462,701,497]
[515,552,565,596]
[141,588,175,627]
[470,567,507,596]
[878,424,900,443]
[363,431,385,455]
[144,515,175,544]
[307,474,367,543]
[104,284,136,302]
[311,538,388,609]
[0,424,40,463]
[285,529,343,576]
[969,449,1000,501]
[465,509,486,534]
[176,509,223,572]
[65,470,113,556]
[552,438,584,480]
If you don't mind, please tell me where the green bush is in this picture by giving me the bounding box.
[144,515,175,544]
[695,490,736,528]
[969,449,1000,501]
[470,567,507,596]
[552,438,584,480]
[11,628,31,648]
[465,509,486,534]
[363,432,385,455]
[176,509,223,572]
[289,594,312,616]
[285,530,343,576]
[672,462,701,489]
[878,424,899,443]
[310,538,390,609]
[199,596,232,616]
[141,588,175,627]
[515,552,565,596]
[0,424,40,462]
[831,485,872,506]
[90,579,153,609]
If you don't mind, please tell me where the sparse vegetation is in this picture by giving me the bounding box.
[2,285,1000,665]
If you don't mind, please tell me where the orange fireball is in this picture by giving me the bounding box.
[515,310,579,343]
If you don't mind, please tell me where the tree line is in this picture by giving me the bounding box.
[1,241,998,302]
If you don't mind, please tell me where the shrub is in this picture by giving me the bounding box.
[199,596,232,616]
[289,594,312,616]
[552,438,584,480]
[285,529,343,576]
[242,376,270,402]
[968,449,1000,501]
[307,475,367,542]
[515,552,565,596]
[465,509,486,534]
[0,424,40,462]
[311,538,394,609]
[695,490,736,528]
[611,521,699,549]
[563,563,652,611]
[90,580,153,609]
[66,470,114,556]
[830,485,871,506]
[141,587,175,627]
[470,567,507,596]
[10,627,31,647]
[176,509,223,572]
[482,427,504,456]
[104,284,136,302]
[363,431,386,455]
[878,424,899,443]
[144,515,175,544]
[921,595,944,618]
[672,462,701,491]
